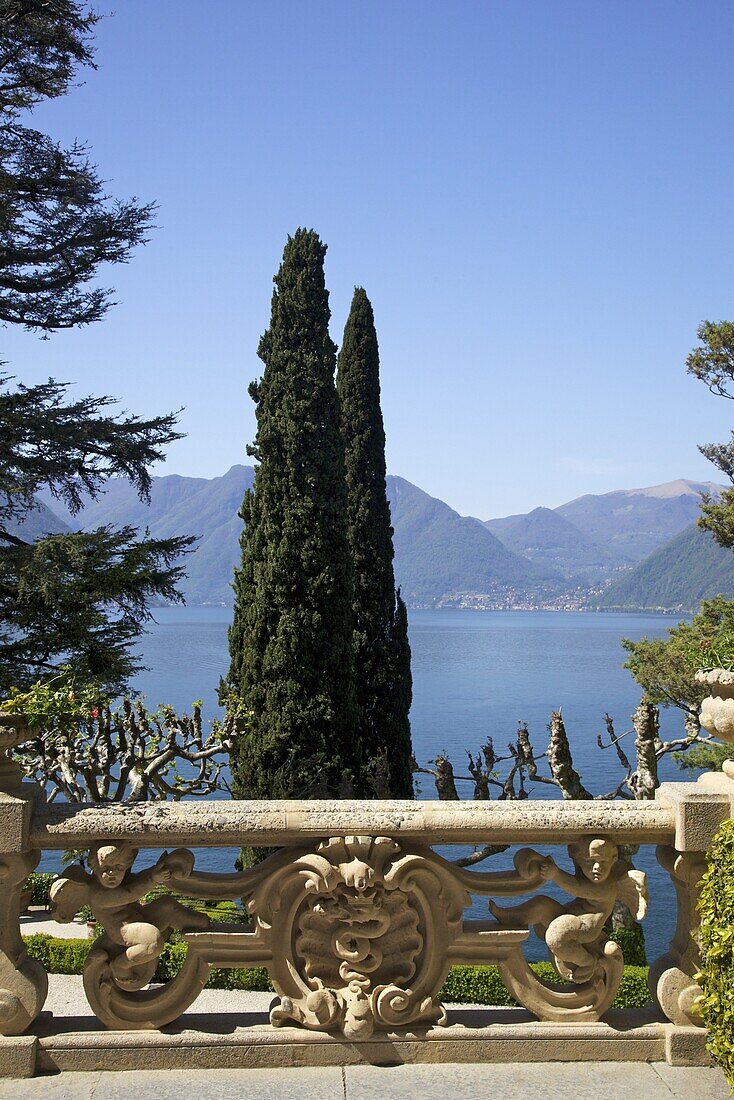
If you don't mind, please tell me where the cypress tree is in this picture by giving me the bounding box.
[337,288,414,797]
[227,230,360,806]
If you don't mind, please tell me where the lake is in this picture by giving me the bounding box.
[110,606,689,961]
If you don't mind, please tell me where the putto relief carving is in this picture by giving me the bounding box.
[248,835,469,1039]
[489,837,647,1021]
[50,842,212,1028]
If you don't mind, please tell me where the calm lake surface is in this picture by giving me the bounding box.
[107,606,688,960]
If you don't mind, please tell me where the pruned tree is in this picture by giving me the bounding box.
[416,698,715,810]
[17,700,233,803]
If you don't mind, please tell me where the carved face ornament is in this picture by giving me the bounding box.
[575,838,617,883]
[338,857,375,893]
[92,844,135,889]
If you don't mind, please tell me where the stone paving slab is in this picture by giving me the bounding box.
[346,1061,731,1100]
[0,1063,728,1100]
[20,910,91,941]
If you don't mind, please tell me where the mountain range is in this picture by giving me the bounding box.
[29,470,733,612]
[593,523,734,613]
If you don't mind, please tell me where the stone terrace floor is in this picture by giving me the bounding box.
[0,1062,729,1099]
[4,975,730,1098]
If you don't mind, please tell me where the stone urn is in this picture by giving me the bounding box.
[0,712,34,791]
[696,669,734,779]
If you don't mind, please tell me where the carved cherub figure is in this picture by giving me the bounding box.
[489,837,647,983]
[50,842,210,990]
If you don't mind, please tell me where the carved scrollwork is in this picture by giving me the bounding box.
[47,833,649,1033]
[488,836,647,1022]
[0,851,47,1035]
[51,841,215,1029]
[249,836,469,1038]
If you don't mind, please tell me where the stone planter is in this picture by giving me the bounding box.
[696,668,734,779]
[0,713,33,748]
[0,712,34,791]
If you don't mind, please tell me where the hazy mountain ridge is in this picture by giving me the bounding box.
[387,477,562,606]
[37,467,563,608]
[553,480,721,563]
[30,471,730,610]
[484,506,617,580]
[593,523,734,613]
[39,466,255,606]
[3,500,70,542]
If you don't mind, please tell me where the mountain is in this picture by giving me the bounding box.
[3,500,70,541]
[386,477,561,606]
[484,506,615,580]
[555,480,722,564]
[38,467,561,608]
[594,523,734,613]
[483,479,724,586]
[32,471,727,610]
[39,466,255,606]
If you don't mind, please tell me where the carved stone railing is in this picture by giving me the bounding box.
[0,770,732,1067]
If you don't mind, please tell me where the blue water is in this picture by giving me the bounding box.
[44,607,693,961]
[130,606,687,792]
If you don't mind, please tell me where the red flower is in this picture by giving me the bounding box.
[89,708,99,719]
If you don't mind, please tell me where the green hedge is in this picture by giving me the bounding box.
[441,962,649,1010]
[698,818,734,1089]
[24,934,91,975]
[23,934,651,1008]
[607,923,647,967]
[23,872,56,906]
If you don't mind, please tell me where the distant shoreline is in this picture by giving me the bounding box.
[150,602,686,617]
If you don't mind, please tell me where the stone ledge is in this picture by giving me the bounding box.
[0,1036,37,1078]
[0,1010,710,1075]
[30,798,676,849]
[664,1025,714,1067]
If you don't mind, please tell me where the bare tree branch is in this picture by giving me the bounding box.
[16,700,233,803]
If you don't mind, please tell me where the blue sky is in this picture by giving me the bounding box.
[6,1,734,517]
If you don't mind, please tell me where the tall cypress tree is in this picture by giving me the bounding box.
[227,230,360,804]
[337,288,414,797]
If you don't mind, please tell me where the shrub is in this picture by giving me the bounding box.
[21,937,652,1009]
[439,963,649,1010]
[23,872,56,907]
[24,934,91,974]
[607,923,647,967]
[697,818,734,1088]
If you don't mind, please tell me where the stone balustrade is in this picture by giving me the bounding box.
[0,768,732,1075]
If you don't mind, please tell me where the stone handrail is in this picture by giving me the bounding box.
[0,769,732,1070]
[29,797,677,848]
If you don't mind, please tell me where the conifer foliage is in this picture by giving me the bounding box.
[0,3,191,693]
[337,289,414,796]
[0,1,154,331]
[227,231,360,801]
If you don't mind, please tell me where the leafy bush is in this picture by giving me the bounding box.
[697,818,734,1088]
[607,923,647,967]
[24,934,650,1008]
[612,966,652,1009]
[24,934,91,974]
[23,872,56,907]
[439,963,649,1010]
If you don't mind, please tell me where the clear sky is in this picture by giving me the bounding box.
[6,1,734,518]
